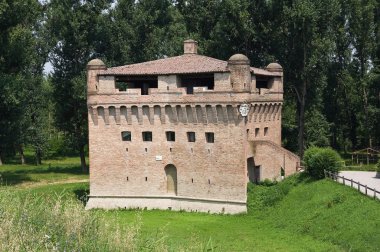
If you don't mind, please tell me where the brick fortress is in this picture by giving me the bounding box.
[86,40,300,214]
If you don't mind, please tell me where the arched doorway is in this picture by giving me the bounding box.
[165,164,177,195]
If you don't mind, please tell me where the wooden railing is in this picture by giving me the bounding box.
[324,170,380,200]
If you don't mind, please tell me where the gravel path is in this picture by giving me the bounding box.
[337,171,380,199]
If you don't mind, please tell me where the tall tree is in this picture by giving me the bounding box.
[47,0,112,172]
[347,0,377,147]
[278,0,340,157]
[0,0,46,165]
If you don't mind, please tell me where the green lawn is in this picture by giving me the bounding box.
[0,156,88,186]
[1,159,380,251]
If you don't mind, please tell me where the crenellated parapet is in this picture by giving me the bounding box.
[88,104,244,126]
[89,102,282,126]
[248,103,282,123]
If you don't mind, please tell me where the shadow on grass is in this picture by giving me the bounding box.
[0,171,34,185]
[0,165,87,185]
[295,172,316,184]
[3,152,81,165]
[74,188,90,206]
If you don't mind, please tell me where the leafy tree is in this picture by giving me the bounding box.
[47,0,112,172]
[104,0,187,65]
[176,0,220,55]
[278,0,340,157]
[23,77,52,165]
[304,109,331,147]
[282,99,298,152]
[347,0,377,147]
[0,0,47,165]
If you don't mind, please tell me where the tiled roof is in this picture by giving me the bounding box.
[99,54,279,76]
[101,54,227,75]
[250,67,279,76]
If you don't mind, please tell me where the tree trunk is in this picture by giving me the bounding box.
[362,86,370,147]
[36,150,42,165]
[359,53,370,147]
[79,145,87,173]
[0,149,3,166]
[19,145,25,165]
[297,33,307,159]
[297,82,306,159]
[349,112,357,149]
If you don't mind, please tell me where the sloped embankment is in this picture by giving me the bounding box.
[248,174,380,251]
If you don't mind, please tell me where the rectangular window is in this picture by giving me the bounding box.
[166,131,175,141]
[264,127,268,136]
[142,131,152,141]
[178,74,214,94]
[121,131,131,141]
[255,128,259,137]
[205,132,214,143]
[115,76,158,95]
[187,132,196,142]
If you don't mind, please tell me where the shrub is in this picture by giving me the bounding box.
[259,178,278,186]
[303,147,343,179]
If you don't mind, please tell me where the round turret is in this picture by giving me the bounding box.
[228,54,249,62]
[227,54,251,92]
[87,58,106,70]
[265,62,283,72]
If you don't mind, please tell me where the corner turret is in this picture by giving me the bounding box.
[227,54,251,92]
[87,59,107,95]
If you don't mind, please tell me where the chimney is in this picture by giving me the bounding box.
[184,39,198,54]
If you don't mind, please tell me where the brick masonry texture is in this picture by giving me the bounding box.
[86,40,300,214]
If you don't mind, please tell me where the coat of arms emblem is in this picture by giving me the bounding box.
[239,103,250,117]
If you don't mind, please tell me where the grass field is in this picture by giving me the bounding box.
[0,156,88,187]
[1,157,380,251]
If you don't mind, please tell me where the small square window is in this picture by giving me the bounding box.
[187,132,196,142]
[121,131,131,141]
[264,127,269,136]
[205,132,214,143]
[166,131,175,141]
[142,131,152,141]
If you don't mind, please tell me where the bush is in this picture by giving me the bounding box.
[259,178,278,186]
[303,147,343,179]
